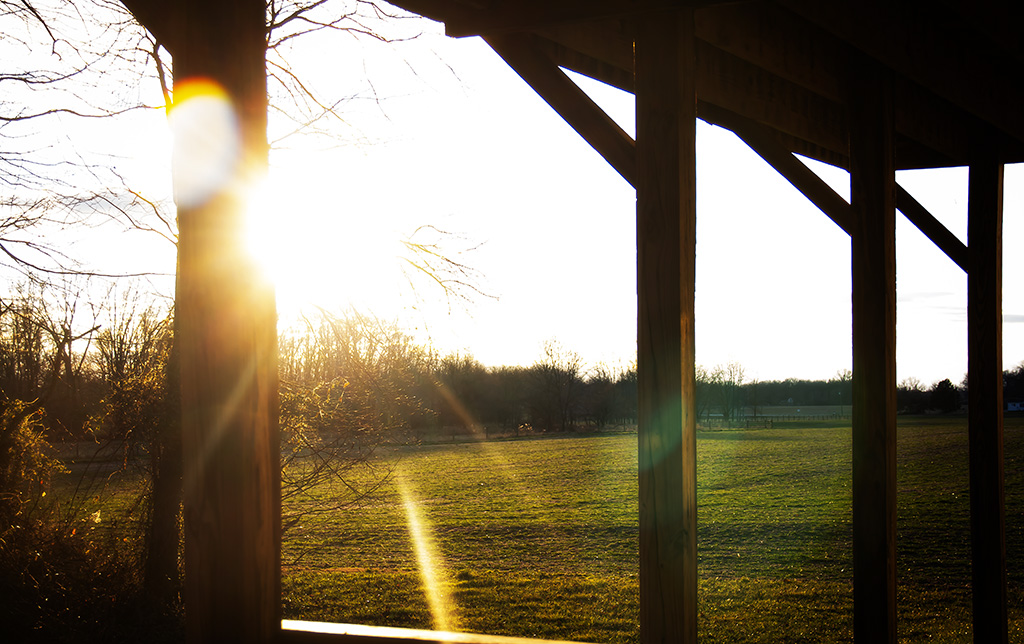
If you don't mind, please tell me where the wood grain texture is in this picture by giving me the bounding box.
[169,1,281,642]
[780,0,1024,148]
[635,10,697,644]
[967,143,1008,644]
[848,57,897,644]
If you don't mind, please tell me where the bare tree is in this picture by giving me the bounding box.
[713,361,745,424]
[529,340,584,432]
[90,286,178,601]
[1,1,169,279]
[278,309,430,544]
[695,364,713,422]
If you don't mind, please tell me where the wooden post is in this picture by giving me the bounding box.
[635,10,698,644]
[171,1,281,643]
[848,61,897,644]
[967,140,1008,644]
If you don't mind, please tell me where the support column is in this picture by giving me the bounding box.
[635,10,698,644]
[967,140,1007,644]
[848,62,897,644]
[171,1,281,643]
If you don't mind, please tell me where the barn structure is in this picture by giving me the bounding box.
[118,1,1017,643]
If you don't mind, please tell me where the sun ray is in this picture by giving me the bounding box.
[395,472,457,631]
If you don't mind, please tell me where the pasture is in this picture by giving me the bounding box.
[282,416,1024,643]
[51,416,1022,642]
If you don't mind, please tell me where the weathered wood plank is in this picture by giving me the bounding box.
[695,39,848,157]
[170,1,281,642]
[534,5,1024,169]
[695,2,844,101]
[534,35,635,93]
[429,0,727,38]
[780,0,1024,148]
[485,33,636,187]
[848,58,897,644]
[967,139,1008,644]
[696,2,974,167]
[635,9,698,644]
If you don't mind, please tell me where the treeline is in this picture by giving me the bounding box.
[692,362,852,421]
[279,318,638,439]
[699,362,1024,417]
[0,287,638,447]
[5,282,1017,452]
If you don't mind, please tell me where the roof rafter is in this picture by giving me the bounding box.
[485,33,636,187]
[701,103,853,236]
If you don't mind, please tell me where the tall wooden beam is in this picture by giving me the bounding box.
[170,1,281,642]
[635,10,698,644]
[485,33,636,187]
[848,60,897,644]
[967,138,1008,644]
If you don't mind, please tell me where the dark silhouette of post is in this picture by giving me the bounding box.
[967,136,1008,644]
[849,59,898,644]
[635,9,698,644]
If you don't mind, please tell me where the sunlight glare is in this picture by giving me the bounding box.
[244,165,410,317]
[168,79,240,208]
[396,474,456,632]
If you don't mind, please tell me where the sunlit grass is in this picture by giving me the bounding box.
[52,417,1023,643]
[283,418,1023,643]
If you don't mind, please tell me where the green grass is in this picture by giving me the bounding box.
[51,419,1021,642]
[283,418,1024,643]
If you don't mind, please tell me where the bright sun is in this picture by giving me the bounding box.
[245,166,410,318]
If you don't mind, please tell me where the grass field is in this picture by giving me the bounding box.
[281,416,1024,643]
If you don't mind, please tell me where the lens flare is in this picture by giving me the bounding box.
[396,474,456,632]
[169,78,241,208]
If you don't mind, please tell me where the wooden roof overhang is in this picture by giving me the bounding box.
[395,0,1024,172]
[115,1,1014,643]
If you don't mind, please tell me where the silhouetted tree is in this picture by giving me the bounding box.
[929,378,960,413]
[434,353,488,432]
[1004,361,1024,403]
[611,362,637,425]
[488,365,529,432]
[898,377,927,414]
[581,363,615,429]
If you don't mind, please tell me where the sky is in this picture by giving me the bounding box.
[10,3,1022,386]
[239,13,1021,386]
